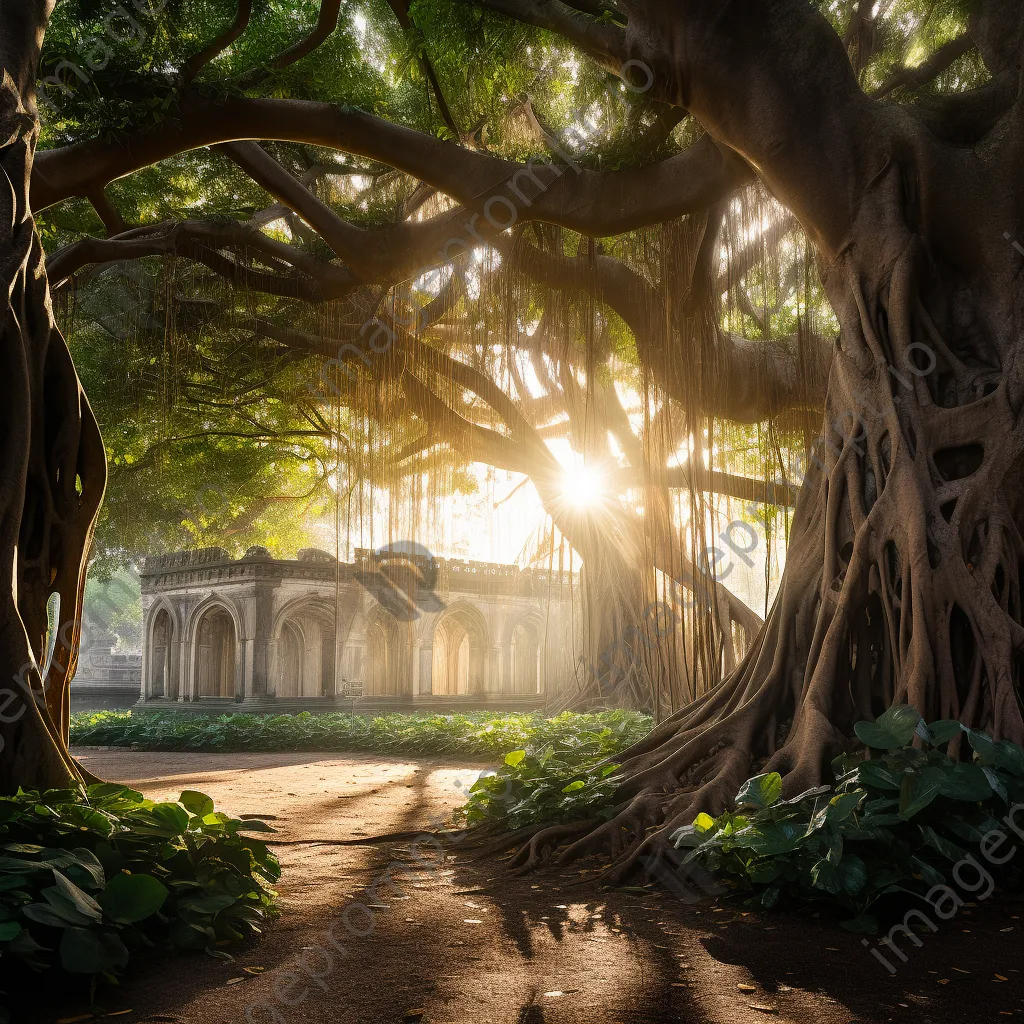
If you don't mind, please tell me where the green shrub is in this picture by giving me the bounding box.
[70,709,653,760]
[457,712,645,829]
[0,782,279,992]
[672,706,1024,932]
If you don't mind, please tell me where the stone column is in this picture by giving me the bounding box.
[249,585,276,698]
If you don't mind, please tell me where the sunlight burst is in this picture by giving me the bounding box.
[560,464,605,509]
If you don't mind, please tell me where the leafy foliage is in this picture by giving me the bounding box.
[672,707,1024,932]
[0,783,278,987]
[458,742,624,831]
[70,709,652,759]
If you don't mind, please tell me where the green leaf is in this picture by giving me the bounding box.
[926,720,964,745]
[919,826,965,862]
[855,761,902,791]
[826,791,866,823]
[747,860,784,884]
[993,741,1024,777]
[177,893,237,915]
[735,772,783,809]
[59,927,129,975]
[877,705,923,745]
[899,768,945,819]
[745,822,804,856]
[0,921,21,941]
[939,763,993,802]
[50,870,103,923]
[98,873,168,924]
[854,722,903,750]
[810,858,842,894]
[836,854,868,895]
[561,780,585,794]
[504,750,527,768]
[23,903,77,928]
[967,730,997,765]
[693,812,716,832]
[910,856,946,888]
[179,790,215,816]
[152,801,192,833]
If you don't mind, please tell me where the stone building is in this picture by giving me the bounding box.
[70,634,143,710]
[138,546,582,712]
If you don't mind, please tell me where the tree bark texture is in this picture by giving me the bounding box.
[0,0,106,793]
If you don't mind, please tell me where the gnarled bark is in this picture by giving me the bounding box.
[0,1,105,794]
[494,0,1024,876]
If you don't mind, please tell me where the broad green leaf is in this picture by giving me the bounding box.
[993,741,1024,776]
[50,871,102,923]
[967,730,997,764]
[0,921,21,941]
[836,853,867,895]
[179,790,215,816]
[826,791,866,824]
[854,722,902,750]
[745,822,804,856]
[926,720,964,745]
[856,761,902,790]
[876,705,923,745]
[693,812,716,832]
[810,858,841,894]
[899,768,945,819]
[561,780,585,793]
[735,772,783,809]
[23,903,76,928]
[145,802,191,835]
[177,893,237,915]
[938,763,992,802]
[919,826,965,862]
[98,873,168,924]
[504,750,527,768]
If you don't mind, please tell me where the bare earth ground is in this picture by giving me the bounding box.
[17,749,1024,1024]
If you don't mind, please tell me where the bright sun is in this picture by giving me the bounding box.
[560,464,605,509]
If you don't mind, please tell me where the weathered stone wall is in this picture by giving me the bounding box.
[137,547,581,712]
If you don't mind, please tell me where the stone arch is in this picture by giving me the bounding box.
[189,599,240,699]
[508,612,544,695]
[361,605,410,696]
[145,598,180,699]
[431,602,489,695]
[272,597,337,698]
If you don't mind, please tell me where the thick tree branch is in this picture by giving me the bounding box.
[470,0,627,72]
[240,0,343,88]
[217,141,369,263]
[33,97,752,237]
[86,186,126,237]
[46,220,351,300]
[182,0,254,85]
[873,34,975,100]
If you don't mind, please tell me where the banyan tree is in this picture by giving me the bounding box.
[1,0,1021,875]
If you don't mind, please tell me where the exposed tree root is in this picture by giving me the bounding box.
[505,195,1024,881]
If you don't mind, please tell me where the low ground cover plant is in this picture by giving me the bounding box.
[458,713,643,829]
[70,709,653,760]
[672,707,1024,931]
[0,782,278,1004]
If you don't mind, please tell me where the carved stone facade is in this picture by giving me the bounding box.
[139,547,581,712]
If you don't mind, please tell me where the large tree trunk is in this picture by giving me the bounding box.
[511,0,1024,875]
[0,1,106,793]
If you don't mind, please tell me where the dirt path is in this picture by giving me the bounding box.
[23,750,1024,1024]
